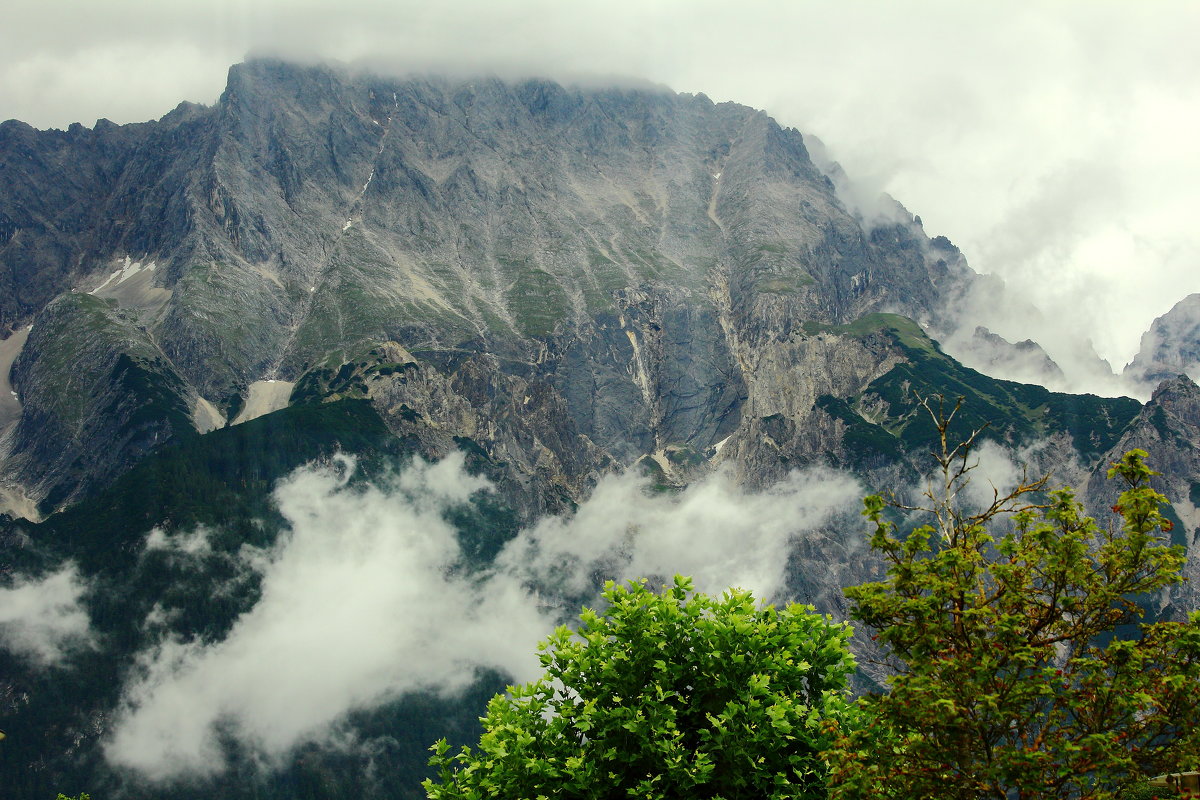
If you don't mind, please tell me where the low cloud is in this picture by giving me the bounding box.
[105,453,553,780]
[932,274,1145,399]
[0,563,93,666]
[499,465,863,601]
[105,453,862,782]
[145,524,215,558]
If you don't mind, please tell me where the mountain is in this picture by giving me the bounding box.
[1,58,974,516]
[1,60,1198,799]
[1125,293,1200,388]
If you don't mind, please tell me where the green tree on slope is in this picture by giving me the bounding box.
[424,576,860,800]
[828,397,1200,800]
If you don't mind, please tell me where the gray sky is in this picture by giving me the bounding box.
[3,0,1198,371]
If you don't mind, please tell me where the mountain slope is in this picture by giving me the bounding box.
[1,59,973,513]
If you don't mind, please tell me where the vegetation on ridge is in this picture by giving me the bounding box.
[827,398,1200,799]
[812,314,1141,468]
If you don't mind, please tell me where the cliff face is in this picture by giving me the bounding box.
[1125,293,1200,388]
[1084,374,1200,611]
[1,59,970,514]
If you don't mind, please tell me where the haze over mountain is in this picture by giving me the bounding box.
[1,60,1198,800]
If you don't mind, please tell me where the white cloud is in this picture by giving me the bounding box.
[145,524,214,557]
[0,563,93,666]
[958,440,1023,513]
[499,465,862,601]
[105,453,552,780]
[105,452,861,781]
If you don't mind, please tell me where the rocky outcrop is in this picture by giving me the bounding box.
[5,293,199,511]
[1125,293,1200,389]
[1085,375,1200,610]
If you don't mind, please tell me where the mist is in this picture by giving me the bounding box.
[0,563,93,666]
[105,452,862,781]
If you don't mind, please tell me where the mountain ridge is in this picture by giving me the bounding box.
[1,59,973,513]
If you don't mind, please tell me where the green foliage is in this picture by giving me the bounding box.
[815,395,905,467]
[870,340,1139,457]
[1120,782,1182,800]
[290,345,417,405]
[424,576,860,800]
[827,397,1200,800]
[804,314,1142,469]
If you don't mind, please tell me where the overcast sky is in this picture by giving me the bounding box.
[3,0,1198,370]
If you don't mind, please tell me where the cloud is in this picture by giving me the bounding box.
[105,452,862,782]
[931,275,1144,399]
[498,465,863,602]
[144,524,215,558]
[104,453,553,780]
[0,563,93,666]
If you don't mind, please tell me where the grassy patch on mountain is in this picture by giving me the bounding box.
[506,265,571,337]
[290,344,418,404]
[808,313,1141,468]
[21,293,167,426]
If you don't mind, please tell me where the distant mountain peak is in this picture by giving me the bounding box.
[1126,293,1200,388]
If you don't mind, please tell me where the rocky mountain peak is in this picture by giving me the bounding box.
[1125,293,1200,389]
[1147,373,1200,427]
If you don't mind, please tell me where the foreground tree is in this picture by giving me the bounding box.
[827,398,1200,800]
[424,576,859,800]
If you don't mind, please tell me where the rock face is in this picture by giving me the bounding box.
[1125,293,1200,388]
[6,293,198,510]
[958,325,1067,387]
[1084,374,1200,611]
[1,59,974,514]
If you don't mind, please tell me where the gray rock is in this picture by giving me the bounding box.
[1125,293,1200,388]
[1,60,975,509]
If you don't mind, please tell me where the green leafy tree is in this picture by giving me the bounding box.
[827,397,1200,800]
[424,575,860,800]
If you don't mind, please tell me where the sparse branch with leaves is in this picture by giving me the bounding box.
[827,395,1200,800]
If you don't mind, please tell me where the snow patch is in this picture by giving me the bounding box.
[92,256,156,294]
